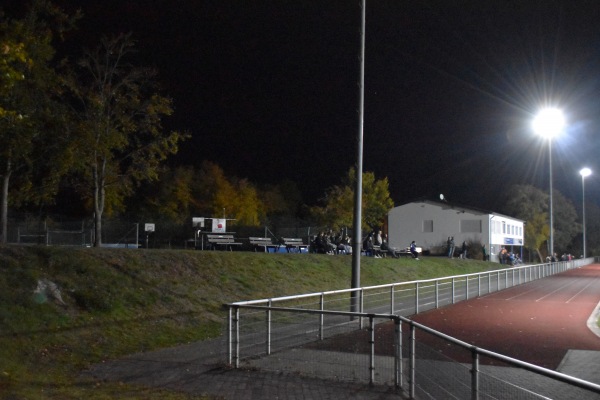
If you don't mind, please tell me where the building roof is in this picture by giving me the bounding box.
[395,198,525,223]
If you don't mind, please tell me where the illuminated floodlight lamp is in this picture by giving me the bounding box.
[580,167,592,179]
[532,108,565,139]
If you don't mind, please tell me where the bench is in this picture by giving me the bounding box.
[390,246,422,258]
[249,237,278,253]
[206,234,242,251]
[282,237,309,253]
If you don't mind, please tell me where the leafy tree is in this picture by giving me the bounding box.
[0,1,77,243]
[311,167,394,233]
[500,184,579,260]
[582,203,600,257]
[551,190,580,254]
[524,212,550,262]
[64,33,188,246]
[195,161,263,226]
[136,165,199,225]
[134,163,302,232]
[259,180,303,217]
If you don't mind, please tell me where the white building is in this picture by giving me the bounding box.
[387,200,524,262]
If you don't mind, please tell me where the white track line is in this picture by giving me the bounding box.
[566,277,600,303]
[535,278,581,302]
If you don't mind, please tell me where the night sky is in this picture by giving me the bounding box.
[6,1,600,211]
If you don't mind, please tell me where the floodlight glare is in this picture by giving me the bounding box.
[532,107,565,260]
[580,167,592,178]
[532,108,565,139]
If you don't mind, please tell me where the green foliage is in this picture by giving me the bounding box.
[0,245,496,399]
[63,33,189,245]
[572,203,600,257]
[311,167,394,231]
[525,212,550,262]
[501,184,579,260]
[551,190,580,252]
[138,161,276,227]
[0,0,79,242]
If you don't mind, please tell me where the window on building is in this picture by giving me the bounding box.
[460,220,481,233]
[502,221,506,234]
[423,220,433,232]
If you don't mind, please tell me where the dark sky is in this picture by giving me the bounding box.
[7,0,600,211]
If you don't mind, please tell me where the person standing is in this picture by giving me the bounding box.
[447,237,455,258]
[482,244,487,261]
[461,241,467,259]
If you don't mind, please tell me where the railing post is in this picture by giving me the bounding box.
[319,293,324,340]
[266,299,272,355]
[360,289,364,329]
[466,276,469,300]
[435,280,439,309]
[395,317,403,389]
[228,306,233,365]
[409,323,416,399]
[471,347,480,400]
[415,282,419,314]
[452,278,456,304]
[390,285,395,314]
[497,271,500,291]
[512,268,515,286]
[235,306,240,368]
[369,316,375,385]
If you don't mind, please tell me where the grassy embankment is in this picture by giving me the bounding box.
[0,245,499,399]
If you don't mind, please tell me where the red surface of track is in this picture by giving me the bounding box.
[410,264,600,369]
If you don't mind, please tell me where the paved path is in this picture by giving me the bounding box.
[82,338,404,399]
[83,264,600,399]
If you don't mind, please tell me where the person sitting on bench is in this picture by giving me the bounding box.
[410,241,420,260]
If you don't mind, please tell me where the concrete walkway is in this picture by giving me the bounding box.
[82,336,600,399]
[82,338,406,399]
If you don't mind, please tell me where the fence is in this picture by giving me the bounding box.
[7,214,143,247]
[6,213,323,249]
[225,258,600,399]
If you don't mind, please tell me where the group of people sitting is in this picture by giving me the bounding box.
[312,230,352,255]
[312,229,420,259]
[363,230,420,259]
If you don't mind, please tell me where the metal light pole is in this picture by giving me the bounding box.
[580,167,591,258]
[532,108,565,260]
[351,0,366,313]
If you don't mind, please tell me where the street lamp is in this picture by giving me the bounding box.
[580,167,592,258]
[532,108,565,260]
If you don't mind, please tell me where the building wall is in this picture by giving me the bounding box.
[387,201,524,261]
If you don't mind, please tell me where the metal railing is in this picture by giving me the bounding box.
[225,258,598,399]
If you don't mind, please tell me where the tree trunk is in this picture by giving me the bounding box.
[0,159,12,244]
[92,158,106,247]
[536,249,544,263]
[94,208,102,247]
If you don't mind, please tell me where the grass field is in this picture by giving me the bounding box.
[0,245,500,399]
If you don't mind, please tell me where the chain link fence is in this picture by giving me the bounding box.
[5,212,325,249]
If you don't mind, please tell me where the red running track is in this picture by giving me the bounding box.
[410,264,600,369]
